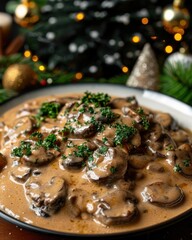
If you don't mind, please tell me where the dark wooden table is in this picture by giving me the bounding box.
[1,214,192,240]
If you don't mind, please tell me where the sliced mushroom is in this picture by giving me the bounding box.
[129,154,154,169]
[68,188,91,217]
[23,145,55,166]
[111,97,138,110]
[93,189,138,226]
[94,107,119,124]
[57,101,78,120]
[10,165,31,183]
[3,117,36,144]
[61,141,95,170]
[149,123,162,142]
[25,176,67,217]
[14,116,36,135]
[146,162,165,173]
[154,112,173,129]
[141,182,184,207]
[87,146,128,182]
[174,143,192,178]
[170,130,189,145]
[0,153,7,171]
[73,124,96,138]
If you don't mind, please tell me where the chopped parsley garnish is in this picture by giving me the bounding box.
[41,133,59,150]
[140,116,150,130]
[88,116,105,132]
[102,137,108,144]
[98,145,108,155]
[74,143,93,158]
[38,102,61,119]
[110,166,117,174]
[81,91,111,107]
[183,159,191,167]
[34,115,45,128]
[100,107,117,123]
[62,125,74,134]
[30,132,43,139]
[174,164,182,173]
[136,107,150,130]
[165,145,174,151]
[137,107,144,115]
[113,123,137,146]
[12,141,32,157]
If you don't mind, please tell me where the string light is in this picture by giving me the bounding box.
[24,50,31,58]
[75,12,85,21]
[141,17,149,25]
[165,45,173,54]
[75,72,83,80]
[132,35,141,43]
[122,66,129,73]
[151,36,157,40]
[39,65,46,71]
[174,33,182,41]
[32,55,39,62]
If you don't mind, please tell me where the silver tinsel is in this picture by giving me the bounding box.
[126,43,159,91]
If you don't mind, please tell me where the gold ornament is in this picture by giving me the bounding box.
[14,0,40,28]
[2,64,37,92]
[126,43,159,91]
[162,0,190,34]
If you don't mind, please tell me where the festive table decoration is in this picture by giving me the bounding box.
[0,0,192,106]
[14,0,40,28]
[2,63,37,92]
[126,43,159,91]
[162,0,190,34]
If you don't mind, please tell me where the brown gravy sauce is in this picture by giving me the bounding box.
[0,93,192,235]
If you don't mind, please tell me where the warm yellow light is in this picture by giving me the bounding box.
[76,12,85,21]
[165,45,173,54]
[39,65,45,71]
[141,17,149,25]
[122,66,129,73]
[174,33,182,41]
[75,72,83,80]
[132,35,141,43]
[32,55,39,62]
[24,50,31,58]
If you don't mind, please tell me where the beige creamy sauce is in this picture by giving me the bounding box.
[0,93,192,235]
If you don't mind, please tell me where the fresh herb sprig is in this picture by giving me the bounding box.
[113,123,137,146]
[12,141,32,157]
[81,91,111,107]
[37,102,61,119]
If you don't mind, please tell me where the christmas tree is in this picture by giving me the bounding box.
[19,0,192,78]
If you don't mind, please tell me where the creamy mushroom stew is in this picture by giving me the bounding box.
[0,92,192,234]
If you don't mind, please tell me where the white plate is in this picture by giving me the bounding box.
[0,83,192,237]
[1,83,192,130]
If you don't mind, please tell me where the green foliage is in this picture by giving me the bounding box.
[160,63,192,106]
[0,54,127,105]
[0,89,18,104]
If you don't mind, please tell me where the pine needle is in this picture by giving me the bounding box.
[160,62,192,106]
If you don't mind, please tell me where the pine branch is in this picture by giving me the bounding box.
[0,89,18,104]
[160,63,192,106]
